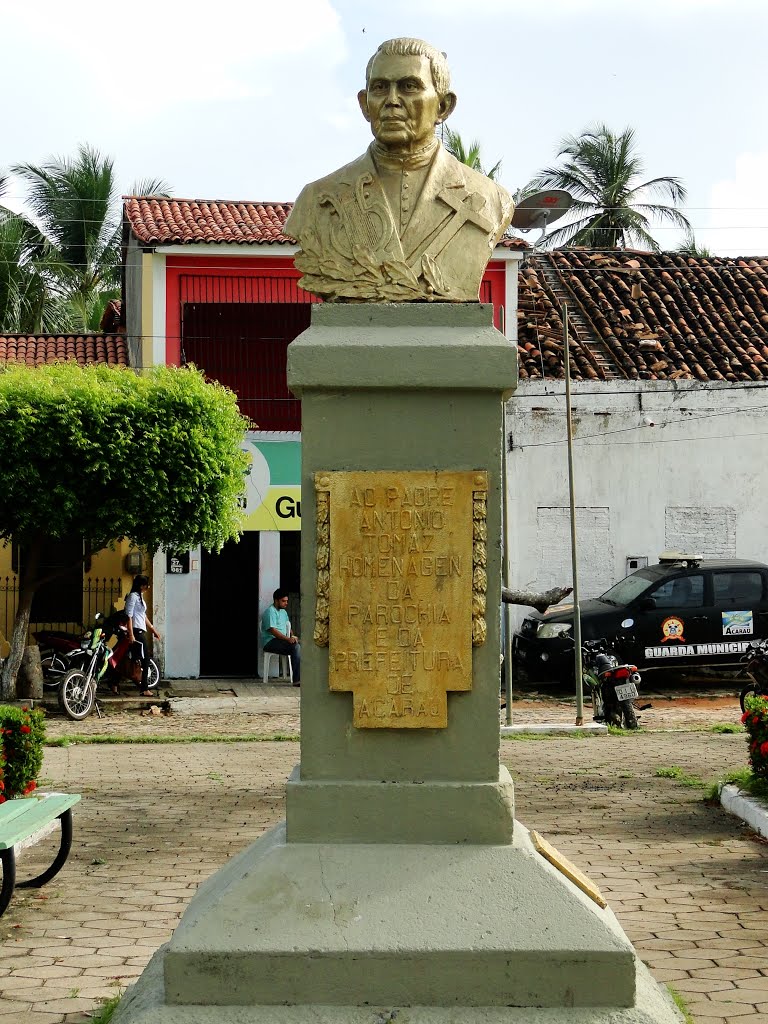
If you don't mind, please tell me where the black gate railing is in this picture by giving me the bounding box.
[0,576,124,642]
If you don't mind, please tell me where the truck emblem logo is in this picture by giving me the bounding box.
[661,616,686,643]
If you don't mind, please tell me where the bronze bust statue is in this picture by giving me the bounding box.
[285,37,514,302]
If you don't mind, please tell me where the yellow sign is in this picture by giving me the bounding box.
[241,438,301,531]
[324,470,485,729]
[243,486,301,531]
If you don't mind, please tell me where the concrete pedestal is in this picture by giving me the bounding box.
[114,819,681,1024]
[112,305,681,1024]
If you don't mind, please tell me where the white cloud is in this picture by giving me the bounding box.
[4,0,346,108]
[412,0,752,12]
[699,152,768,256]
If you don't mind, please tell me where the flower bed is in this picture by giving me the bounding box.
[741,694,768,781]
[0,705,45,800]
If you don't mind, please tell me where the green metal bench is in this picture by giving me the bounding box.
[0,793,81,916]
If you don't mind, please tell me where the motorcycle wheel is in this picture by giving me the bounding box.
[621,700,638,730]
[59,669,95,720]
[740,683,760,714]
[40,652,66,681]
[146,659,160,690]
[607,708,623,728]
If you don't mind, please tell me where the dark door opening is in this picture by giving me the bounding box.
[200,534,260,675]
[280,531,301,632]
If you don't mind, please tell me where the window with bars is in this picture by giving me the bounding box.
[180,296,312,429]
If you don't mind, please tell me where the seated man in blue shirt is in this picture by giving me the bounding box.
[261,589,301,686]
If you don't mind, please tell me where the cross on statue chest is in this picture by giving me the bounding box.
[408,186,495,270]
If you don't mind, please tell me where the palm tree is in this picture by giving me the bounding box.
[441,126,502,181]
[531,124,691,250]
[11,145,170,332]
[675,231,714,258]
[0,177,71,334]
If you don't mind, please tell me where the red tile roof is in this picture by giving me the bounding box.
[124,196,531,250]
[124,197,294,246]
[0,335,128,367]
[517,251,768,382]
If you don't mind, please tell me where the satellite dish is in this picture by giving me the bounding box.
[511,190,573,235]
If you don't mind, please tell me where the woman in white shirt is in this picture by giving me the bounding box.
[125,575,161,696]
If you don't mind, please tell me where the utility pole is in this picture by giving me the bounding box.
[562,302,584,726]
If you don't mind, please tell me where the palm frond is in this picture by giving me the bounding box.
[129,177,173,198]
[533,123,689,250]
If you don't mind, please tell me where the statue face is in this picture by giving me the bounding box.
[358,52,455,151]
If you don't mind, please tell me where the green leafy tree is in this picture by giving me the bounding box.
[10,145,170,332]
[532,124,691,250]
[441,126,502,181]
[0,363,249,695]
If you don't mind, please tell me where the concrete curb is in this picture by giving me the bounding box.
[719,782,768,838]
[501,722,608,736]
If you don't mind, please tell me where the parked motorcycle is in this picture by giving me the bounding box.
[36,613,158,720]
[739,638,768,713]
[582,638,641,729]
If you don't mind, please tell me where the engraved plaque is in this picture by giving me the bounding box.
[320,470,487,728]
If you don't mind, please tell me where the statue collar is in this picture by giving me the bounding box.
[370,138,440,172]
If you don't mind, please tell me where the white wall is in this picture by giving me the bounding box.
[505,379,768,626]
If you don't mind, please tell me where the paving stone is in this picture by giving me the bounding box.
[691,967,764,981]
[675,979,736,993]
[2,710,764,1024]
[29,999,97,1013]
[0,1001,34,1016]
[708,989,768,1003]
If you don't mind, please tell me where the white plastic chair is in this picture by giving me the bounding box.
[262,650,293,685]
[262,621,294,684]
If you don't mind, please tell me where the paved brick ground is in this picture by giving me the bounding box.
[1,699,765,1023]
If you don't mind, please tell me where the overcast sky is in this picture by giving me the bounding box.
[2,0,766,255]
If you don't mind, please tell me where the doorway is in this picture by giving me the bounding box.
[200,533,260,675]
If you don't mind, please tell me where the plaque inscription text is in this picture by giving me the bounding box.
[322,470,486,728]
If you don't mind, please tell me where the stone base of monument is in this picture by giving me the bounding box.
[112,816,682,1024]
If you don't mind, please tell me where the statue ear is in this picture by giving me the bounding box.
[436,91,457,124]
[358,90,371,122]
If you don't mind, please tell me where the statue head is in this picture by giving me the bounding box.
[358,37,457,154]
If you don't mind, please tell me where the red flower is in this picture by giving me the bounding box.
[741,712,749,724]
[19,725,31,734]
[761,742,768,757]
[0,797,6,804]
[21,706,28,712]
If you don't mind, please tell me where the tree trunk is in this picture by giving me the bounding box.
[501,585,572,614]
[0,592,34,700]
[18,644,44,700]
[0,537,43,701]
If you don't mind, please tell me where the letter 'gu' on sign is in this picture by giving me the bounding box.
[314,470,488,728]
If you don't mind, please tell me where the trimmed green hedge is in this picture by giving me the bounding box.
[0,705,45,800]
[742,695,768,781]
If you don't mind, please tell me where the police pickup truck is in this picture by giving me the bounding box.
[513,553,768,683]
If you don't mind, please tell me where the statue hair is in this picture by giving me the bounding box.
[365,38,451,95]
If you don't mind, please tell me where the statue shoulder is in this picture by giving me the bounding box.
[443,151,512,208]
[286,152,373,239]
[439,151,513,235]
